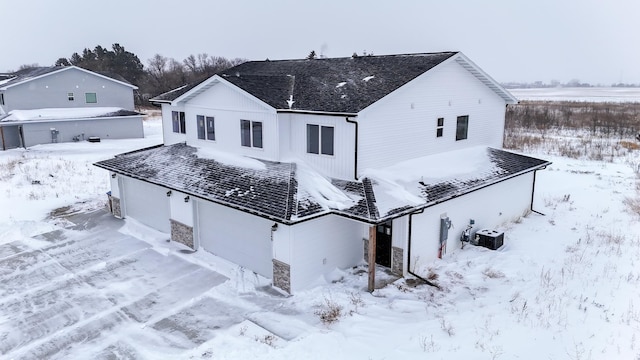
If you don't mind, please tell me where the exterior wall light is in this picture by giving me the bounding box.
[111,173,117,178]
[166,190,172,197]
[184,196,190,203]
[271,223,278,231]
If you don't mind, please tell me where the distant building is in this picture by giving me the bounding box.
[0,66,143,149]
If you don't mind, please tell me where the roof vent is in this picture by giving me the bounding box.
[286,95,295,109]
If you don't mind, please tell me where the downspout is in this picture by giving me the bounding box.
[18,125,25,148]
[530,169,545,216]
[345,117,358,180]
[407,209,441,289]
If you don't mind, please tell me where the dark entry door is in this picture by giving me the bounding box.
[376,221,392,267]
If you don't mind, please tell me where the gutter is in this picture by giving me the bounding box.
[276,109,357,117]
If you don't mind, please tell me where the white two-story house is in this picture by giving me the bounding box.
[95,52,549,294]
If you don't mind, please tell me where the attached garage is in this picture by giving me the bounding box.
[197,201,273,277]
[123,178,171,233]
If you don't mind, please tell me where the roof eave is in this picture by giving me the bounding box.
[1,66,138,90]
[276,109,358,117]
[453,53,518,104]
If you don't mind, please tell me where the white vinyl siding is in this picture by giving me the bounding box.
[357,59,507,172]
[408,173,534,276]
[184,80,278,160]
[281,113,355,180]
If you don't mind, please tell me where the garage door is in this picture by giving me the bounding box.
[123,178,171,233]
[197,201,272,277]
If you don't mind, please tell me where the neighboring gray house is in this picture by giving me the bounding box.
[96,52,550,294]
[0,66,143,150]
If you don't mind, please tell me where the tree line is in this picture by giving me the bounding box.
[45,43,245,105]
[506,101,640,138]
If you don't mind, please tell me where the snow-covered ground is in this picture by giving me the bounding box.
[1,114,639,359]
[509,87,640,103]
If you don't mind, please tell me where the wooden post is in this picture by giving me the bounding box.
[0,126,5,151]
[368,225,377,292]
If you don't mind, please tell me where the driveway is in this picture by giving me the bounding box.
[0,209,237,359]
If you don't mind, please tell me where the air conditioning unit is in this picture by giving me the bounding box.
[475,229,504,250]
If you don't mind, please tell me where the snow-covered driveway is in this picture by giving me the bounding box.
[0,209,231,359]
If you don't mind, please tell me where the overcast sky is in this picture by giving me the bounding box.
[2,0,639,85]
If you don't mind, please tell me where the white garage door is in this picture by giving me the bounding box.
[197,201,272,277]
[123,178,171,233]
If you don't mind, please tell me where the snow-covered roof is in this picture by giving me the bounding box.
[150,52,517,111]
[95,144,550,225]
[0,107,141,123]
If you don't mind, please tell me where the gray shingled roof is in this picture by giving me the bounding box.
[150,52,458,113]
[0,66,134,89]
[94,144,550,225]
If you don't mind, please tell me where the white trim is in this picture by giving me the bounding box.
[170,75,275,111]
[452,53,518,104]
[0,66,138,91]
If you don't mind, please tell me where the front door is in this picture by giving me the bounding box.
[376,221,392,267]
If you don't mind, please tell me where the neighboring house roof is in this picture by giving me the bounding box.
[150,52,517,112]
[0,66,138,90]
[0,107,141,125]
[95,144,550,225]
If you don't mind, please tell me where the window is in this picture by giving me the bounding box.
[197,115,206,139]
[85,92,97,103]
[456,115,469,141]
[68,92,74,101]
[0,93,4,105]
[197,115,215,140]
[307,124,334,155]
[172,111,186,134]
[241,120,262,148]
[436,117,444,137]
[206,116,215,140]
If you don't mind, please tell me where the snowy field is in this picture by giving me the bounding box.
[1,115,639,359]
[509,87,640,103]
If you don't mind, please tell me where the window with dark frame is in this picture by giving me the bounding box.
[241,120,262,148]
[0,93,4,105]
[68,92,74,101]
[306,124,334,155]
[85,92,97,103]
[197,115,206,139]
[436,117,444,137]
[172,111,186,134]
[456,115,469,141]
[206,116,215,140]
